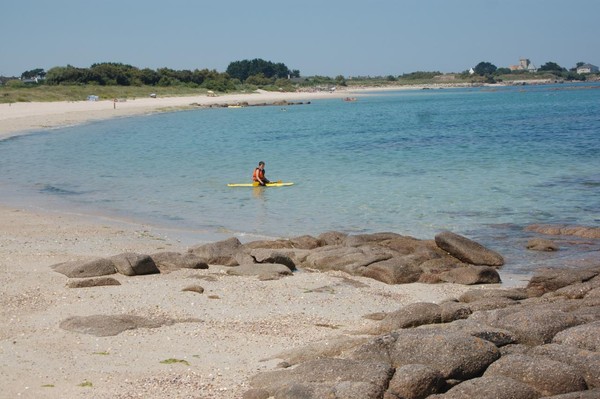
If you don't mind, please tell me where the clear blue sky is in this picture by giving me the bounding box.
[2,0,599,77]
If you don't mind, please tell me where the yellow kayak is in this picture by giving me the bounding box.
[227,181,294,187]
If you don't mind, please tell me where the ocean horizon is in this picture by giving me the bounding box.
[1,83,599,280]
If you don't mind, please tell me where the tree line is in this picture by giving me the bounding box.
[13,59,301,91]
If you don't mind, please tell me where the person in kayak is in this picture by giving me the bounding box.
[252,161,270,186]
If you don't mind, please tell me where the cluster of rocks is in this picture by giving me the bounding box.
[52,230,507,287]
[190,100,311,109]
[244,265,600,399]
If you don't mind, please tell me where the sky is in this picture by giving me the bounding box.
[2,0,599,77]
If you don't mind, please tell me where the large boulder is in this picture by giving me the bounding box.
[188,237,247,266]
[385,364,445,399]
[526,267,600,297]
[459,288,529,303]
[388,330,500,380]
[484,353,588,396]
[439,265,501,285]
[248,358,393,399]
[302,245,391,274]
[434,231,504,266]
[552,321,600,352]
[531,344,600,389]
[110,252,159,276]
[151,251,208,273]
[469,306,582,346]
[51,257,116,278]
[376,302,442,334]
[429,375,540,399]
[429,319,518,347]
[361,255,424,284]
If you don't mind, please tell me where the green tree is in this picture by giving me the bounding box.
[473,62,497,76]
[538,62,564,73]
[21,68,46,80]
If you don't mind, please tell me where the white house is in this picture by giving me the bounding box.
[576,64,599,74]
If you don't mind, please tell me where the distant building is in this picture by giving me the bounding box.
[576,63,599,74]
[509,58,537,72]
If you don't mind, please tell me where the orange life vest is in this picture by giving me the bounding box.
[252,167,265,182]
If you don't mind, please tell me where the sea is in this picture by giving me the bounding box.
[1,83,599,282]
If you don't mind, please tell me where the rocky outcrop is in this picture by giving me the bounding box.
[246,264,600,398]
[50,231,510,287]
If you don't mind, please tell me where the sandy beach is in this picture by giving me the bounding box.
[0,89,356,139]
[0,89,478,398]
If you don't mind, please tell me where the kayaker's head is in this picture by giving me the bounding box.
[258,161,265,169]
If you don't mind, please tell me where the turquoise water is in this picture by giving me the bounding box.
[1,84,599,276]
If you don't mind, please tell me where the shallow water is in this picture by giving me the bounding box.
[1,83,599,279]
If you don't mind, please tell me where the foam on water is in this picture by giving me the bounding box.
[1,83,599,278]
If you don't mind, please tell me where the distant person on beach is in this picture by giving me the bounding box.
[252,161,270,186]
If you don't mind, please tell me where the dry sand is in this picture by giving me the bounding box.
[0,89,492,398]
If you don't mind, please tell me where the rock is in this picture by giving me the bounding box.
[484,353,588,396]
[419,257,464,274]
[466,297,520,312]
[430,319,518,347]
[376,302,442,333]
[248,358,393,399]
[182,285,204,294]
[344,232,405,247]
[439,265,501,285]
[552,321,600,351]
[459,288,529,303]
[389,330,500,380]
[429,375,540,399]
[226,263,293,278]
[531,343,600,388]
[66,277,121,288]
[440,301,472,323]
[554,279,600,300]
[526,267,600,296]
[289,234,321,249]
[249,250,296,271]
[538,389,600,398]
[273,336,368,366]
[151,252,208,273]
[527,238,559,251]
[434,231,504,266]
[316,231,348,246]
[469,306,582,346]
[385,364,444,399]
[361,255,424,284]
[60,314,174,336]
[51,257,116,278]
[188,237,245,266]
[110,252,159,276]
[525,224,600,239]
[303,245,391,274]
